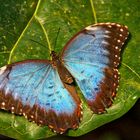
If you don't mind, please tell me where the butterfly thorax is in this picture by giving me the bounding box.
[51,51,74,84]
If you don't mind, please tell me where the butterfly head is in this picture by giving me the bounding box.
[50,51,59,61]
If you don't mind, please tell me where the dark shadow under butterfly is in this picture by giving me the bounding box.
[0,23,129,134]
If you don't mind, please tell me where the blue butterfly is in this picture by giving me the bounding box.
[0,23,129,133]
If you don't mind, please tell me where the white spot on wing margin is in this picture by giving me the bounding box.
[85,26,99,31]
[0,66,7,75]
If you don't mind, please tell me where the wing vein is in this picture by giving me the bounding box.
[64,37,96,58]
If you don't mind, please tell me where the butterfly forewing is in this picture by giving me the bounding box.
[62,23,129,113]
[0,60,81,133]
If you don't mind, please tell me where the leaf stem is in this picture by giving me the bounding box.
[35,16,52,58]
[122,62,140,80]
[89,0,97,23]
[7,0,41,64]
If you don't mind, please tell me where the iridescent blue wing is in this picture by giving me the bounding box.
[62,23,129,113]
[0,60,81,133]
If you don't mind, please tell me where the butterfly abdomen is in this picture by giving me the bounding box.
[51,51,74,84]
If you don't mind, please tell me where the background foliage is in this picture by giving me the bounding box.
[0,0,140,139]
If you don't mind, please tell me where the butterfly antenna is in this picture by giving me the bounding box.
[53,27,61,52]
[29,39,47,48]
[29,28,60,57]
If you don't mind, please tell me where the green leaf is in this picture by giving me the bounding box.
[0,0,140,139]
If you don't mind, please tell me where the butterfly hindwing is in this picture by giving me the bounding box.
[0,60,81,133]
[62,23,129,113]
